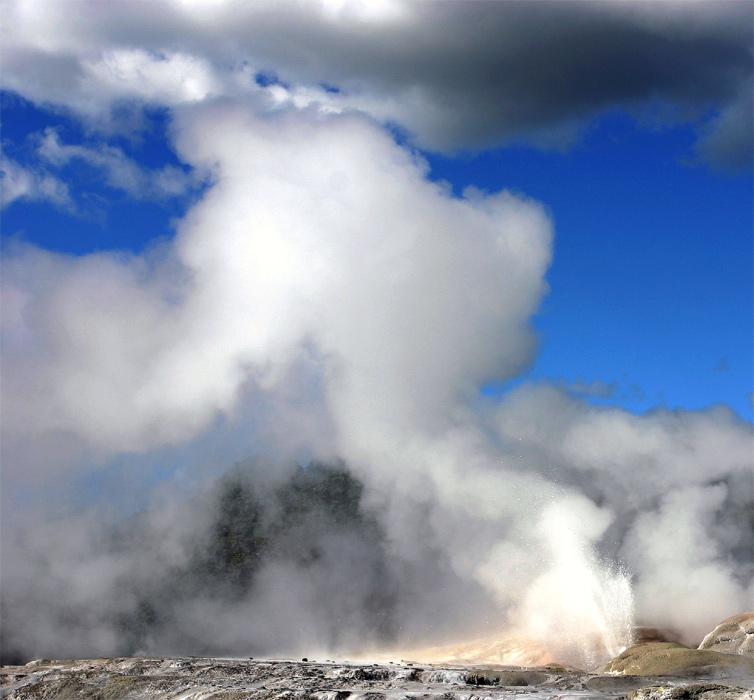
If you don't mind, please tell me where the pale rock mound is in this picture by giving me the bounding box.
[699,613,754,657]
[628,683,754,700]
[600,642,754,678]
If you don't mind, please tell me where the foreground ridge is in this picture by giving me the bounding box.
[2,656,752,699]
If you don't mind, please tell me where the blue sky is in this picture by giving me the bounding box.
[1,94,198,254]
[428,112,753,419]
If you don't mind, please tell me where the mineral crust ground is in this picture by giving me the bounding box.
[2,656,753,699]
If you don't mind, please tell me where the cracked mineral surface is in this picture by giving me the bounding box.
[2,657,753,700]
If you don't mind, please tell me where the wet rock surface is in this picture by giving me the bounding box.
[2,656,752,700]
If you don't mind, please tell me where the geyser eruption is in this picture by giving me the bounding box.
[510,500,634,667]
[1,52,752,667]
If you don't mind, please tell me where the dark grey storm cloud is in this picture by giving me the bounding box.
[3,0,752,163]
[247,0,754,153]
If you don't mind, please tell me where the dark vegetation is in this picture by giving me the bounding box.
[0,458,403,664]
[112,460,397,656]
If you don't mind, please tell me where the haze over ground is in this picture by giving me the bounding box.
[1,0,752,667]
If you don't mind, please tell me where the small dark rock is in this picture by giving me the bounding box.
[463,670,548,687]
[465,672,498,686]
[348,667,390,681]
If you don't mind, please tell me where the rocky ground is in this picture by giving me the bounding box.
[2,655,753,700]
[4,613,753,699]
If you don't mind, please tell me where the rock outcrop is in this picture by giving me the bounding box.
[628,683,754,700]
[600,642,754,678]
[700,613,754,657]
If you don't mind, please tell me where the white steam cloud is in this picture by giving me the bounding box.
[2,104,550,468]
